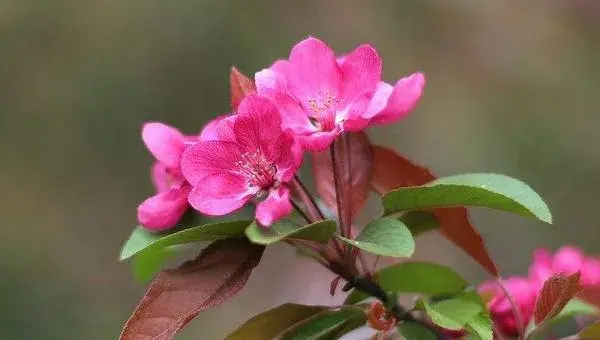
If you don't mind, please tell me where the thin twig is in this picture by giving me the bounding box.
[291,199,311,224]
[497,278,525,340]
[292,175,325,220]
[329,144,348,237]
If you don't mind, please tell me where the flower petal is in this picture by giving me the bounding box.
[234,95,283,152]
[552,246,584,275]
[255,187,292,226]
[339,44,381,105]
[285,37,342,105]
[187,172,252,216]
[181,140,243,186]
[142,122,187,168]
[255,60,289,94]
[199,114,237,142]
[297,128,339,152]
[137,185,191,231]
[369,72,425,125]
[151,162,170,193]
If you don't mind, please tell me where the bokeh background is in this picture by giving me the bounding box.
[2,1,600,339]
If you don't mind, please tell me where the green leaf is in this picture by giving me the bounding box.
[119,220,252,260]
[382,173,552,223]
[245,220,337,245]
[132,246,179,283]
[398,211,439,236]
[422,298,483,330]
[397,322,437,340]
[465,313,493,340]
[279,307,365,340]
[336,217,415,257]
[345,262,467,304]
[225,303,327,340]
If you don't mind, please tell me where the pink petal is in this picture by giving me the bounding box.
[151,162,170,193]
[234,95,283,152]
[142,122,187,169]
[187,172,252,216]
[582,258,600,285]
[364,82,394,119]
[297,128,340,152]
[369,72,425,125]
[181,140,243,186]
[255,60,289,94]
[255,187,292,226]
[339,44,381,105]
[199,114,237,142]
[266,93,315,135]
[285,37,342,105]
[553,246,585,275]
[137,185,191,231]
[529,248,554,283]
[275,133,303,182]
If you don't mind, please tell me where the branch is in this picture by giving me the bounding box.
[328,261,447,339]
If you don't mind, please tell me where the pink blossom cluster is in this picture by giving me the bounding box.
[135,37,425,230]
[478,246,600,336]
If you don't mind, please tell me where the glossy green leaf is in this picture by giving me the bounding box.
[336,217,415,257]
[119,220,252,260]
[397,322,437,340]
[465,313,493,340]
[132,246,179,283]
[345,262,467,304]
[279,307,365,340]
[398,211,439,236]
[225,303,327,340]
[422,298,482,330]
[245,220,337,245]
[382,173,552,223]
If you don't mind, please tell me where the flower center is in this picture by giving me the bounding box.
[235,150,278,190]
[307,90,339,131]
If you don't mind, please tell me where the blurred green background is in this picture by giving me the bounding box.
[2,1,600,339]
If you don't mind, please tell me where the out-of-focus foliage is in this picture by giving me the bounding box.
[1,1,600,339]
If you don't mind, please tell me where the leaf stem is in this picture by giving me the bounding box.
[329,144,349,238]
[497,278,525,340]
[291,175,325,221]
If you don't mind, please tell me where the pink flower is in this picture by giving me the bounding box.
[478,277,538,336]
[529,246,600,287]
[255,36,425,151]
[181,95,302,226]
[137,123,194,231]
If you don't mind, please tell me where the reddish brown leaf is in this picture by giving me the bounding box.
[230,67,256,111]
[534,272,582,324]
[312,132,373,224]
[119,238,264,340]
[370,146,499,276]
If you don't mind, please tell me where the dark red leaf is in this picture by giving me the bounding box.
[534,272,582,324]
[230,67,256,111]
[370,146,499,276]
[312,132,373,224]
[119,238,264,340]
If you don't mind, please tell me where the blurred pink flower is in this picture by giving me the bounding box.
[478,277,539,336]
[181,95,302,226]
[137,123,193,231]
[255,36,425,151]
[478,246,600,337]
[529,246,600,287]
